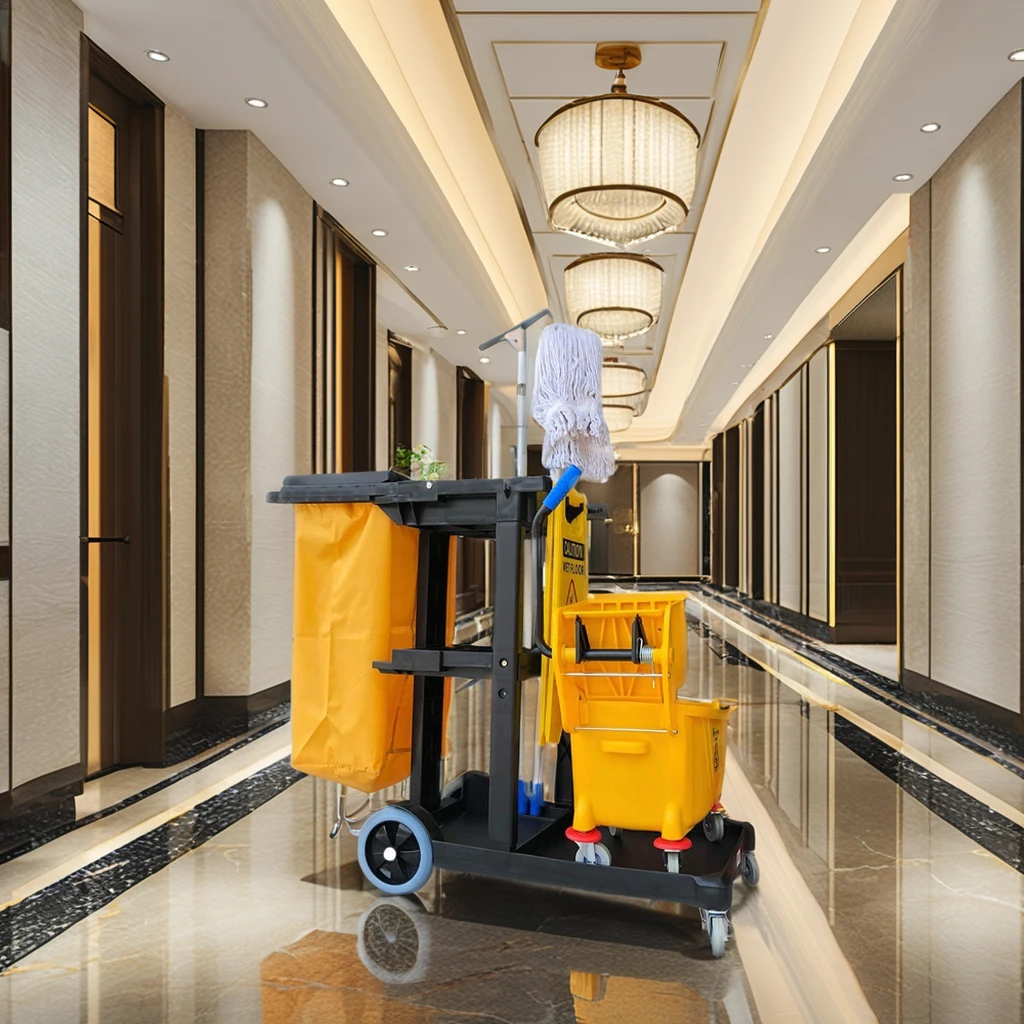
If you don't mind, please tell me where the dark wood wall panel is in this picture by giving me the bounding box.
[751,404,765,599]
[724,424,740,588]
[835,340,897,641]
[711,433,724,585]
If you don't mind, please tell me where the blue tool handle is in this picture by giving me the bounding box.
[543,465,582,510]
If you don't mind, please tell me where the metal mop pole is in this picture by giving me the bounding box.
[479,308,552,477]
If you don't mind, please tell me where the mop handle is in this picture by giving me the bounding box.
[543,465,582,510]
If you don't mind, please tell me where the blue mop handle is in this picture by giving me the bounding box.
[543,465,582,510]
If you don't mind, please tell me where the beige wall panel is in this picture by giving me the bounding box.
[375,322,389,471]
[248,134,312,697]
[164,107,197,708]
[204,132,253,698]
[807,348,829,622]
[412,347,458,474]
[639,464,700,576]
[903,184,932,677]
[778,375,803,613]
[930,86,1021,712]
[11,0,82,786]
[0,583,7,793]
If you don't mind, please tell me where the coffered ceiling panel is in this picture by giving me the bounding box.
[452,8,758,391]
[494,42,723,99]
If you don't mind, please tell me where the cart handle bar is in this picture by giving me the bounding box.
[479,308,552,351]
[532,465,581,658]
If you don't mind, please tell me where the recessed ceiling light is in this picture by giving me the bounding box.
[763,333,774,340]
[145,50,170,62]
[731,381,739,385]
[920,122,940,133]
[1009,48,1024,62]
[480,357,491,364]
[892,173,914,182]
[815,246,831,254]
[245,97,268,109]
[330,177,349,187]
[456,329,466,335]
[404,265,419,272]
[371,229,388,237]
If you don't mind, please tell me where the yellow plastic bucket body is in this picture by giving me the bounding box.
[539,486,588,745]
[549,591,735,839]
[568,698,734,839]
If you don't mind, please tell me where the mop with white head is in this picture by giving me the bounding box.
[531,322,615,483]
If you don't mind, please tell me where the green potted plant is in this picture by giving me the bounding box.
[394,444,447,481]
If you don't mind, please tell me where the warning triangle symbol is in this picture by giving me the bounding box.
[566,579,579,605]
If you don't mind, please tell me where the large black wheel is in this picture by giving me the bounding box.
[357,805,434,895]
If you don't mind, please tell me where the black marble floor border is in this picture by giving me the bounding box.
[695,586,1024,780]
[0,715,290,868]
[0,758,305,973]
[693,614,1024,874]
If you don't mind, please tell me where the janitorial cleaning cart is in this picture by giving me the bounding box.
[269,322,757,958]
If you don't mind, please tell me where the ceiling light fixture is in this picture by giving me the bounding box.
[603,404,635,433]
[145,50,170,62]
[1009,49,1024,62]
[456,329,466,335]
[535,43,700,246]
[763,333,774,340]
[892,173,913,182]
[565,252,664,345]
[815,246,831,254]
[404,265,419,272]
[479,357,491,364]
[602,360,649,416]
[330,177,349,187]
[371,229,388,237]
[920,122,940,133]
[245,97,268,109]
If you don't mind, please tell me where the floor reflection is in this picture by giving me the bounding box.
[262,885,754,1023]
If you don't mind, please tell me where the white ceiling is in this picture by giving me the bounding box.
[76,0,528,384]
[680,0,1024,444]
[452,5,759,386]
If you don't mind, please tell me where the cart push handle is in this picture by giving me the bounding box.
[532,466,655,666]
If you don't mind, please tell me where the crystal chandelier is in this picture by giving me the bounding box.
[565,253,663,345]
[535,43,700,247]
[602,404,634,433]
[602,360,649,416]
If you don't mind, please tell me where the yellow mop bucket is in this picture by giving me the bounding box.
[549,593,735,841]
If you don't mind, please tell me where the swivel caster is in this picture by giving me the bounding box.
[700,910,730,958]
[703,803,727,843]
[740,850,760,887]
[654,835,692,874]
[567,827,611,866]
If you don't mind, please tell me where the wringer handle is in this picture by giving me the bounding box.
[532,466,583,658]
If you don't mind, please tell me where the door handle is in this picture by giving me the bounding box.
[81,536,130,544]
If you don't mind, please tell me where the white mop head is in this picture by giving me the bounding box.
[531,323,615,482]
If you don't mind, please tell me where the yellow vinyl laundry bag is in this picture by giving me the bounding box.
[290,502,421,792]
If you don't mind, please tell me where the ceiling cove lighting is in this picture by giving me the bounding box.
[603,404,635,433]
[602,360,649,416]
[245,97,268,109]
[893,173,913,182]
[145,50,170,62]
[330,177,349,187]
[920,122,940,133]
[371,229,388,237]
[535,43,700,246]
[564,252,664,345]
[1010,49,1024,62]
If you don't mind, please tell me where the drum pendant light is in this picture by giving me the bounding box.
[602,404,635,433]
[535,43,701,247]
[565,252,663,345]
[602,360,649,416]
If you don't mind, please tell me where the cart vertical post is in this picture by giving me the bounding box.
[409,530,450,812]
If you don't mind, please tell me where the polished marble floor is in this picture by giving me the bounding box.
[0,602,1021,1023]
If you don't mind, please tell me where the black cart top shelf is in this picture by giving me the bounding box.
[267,471,550,534]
